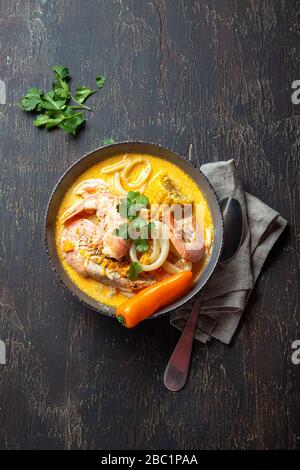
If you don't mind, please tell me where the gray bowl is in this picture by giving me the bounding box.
[45,142,223,318]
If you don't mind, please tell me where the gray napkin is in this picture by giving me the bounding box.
[170,160,287,344]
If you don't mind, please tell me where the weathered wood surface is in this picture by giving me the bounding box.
[0,0,299,450]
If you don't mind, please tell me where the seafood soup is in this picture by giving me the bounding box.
[55,153,214,309]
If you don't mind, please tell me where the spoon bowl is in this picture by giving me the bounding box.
[219,197,244,263]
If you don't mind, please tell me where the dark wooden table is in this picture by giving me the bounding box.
[0,0,299,450]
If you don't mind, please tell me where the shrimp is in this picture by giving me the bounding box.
[60,218,154,292]
[165,211,205,262]
[74,178,109,197]
[61,190,133,261]
[61,192,130,261]
[61,193,100,224]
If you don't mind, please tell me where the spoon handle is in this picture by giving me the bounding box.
[164,296,202,391]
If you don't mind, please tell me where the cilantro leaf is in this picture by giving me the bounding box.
[33,108,85,134]
[33,114,53,127]
[118,191,149,219]
[37,90,66,111]
[101,138,116,145]
[19,65,106,136]
[52,66,70,80]
[135,238,149,253]
[34,111,66,129]
[96,75,106,89]
[74,86,97,104]
[127,191,149,208]
[53,79,70,101]
[33,111,66,129]
[19,88,43,111]
[127,262,143,281]
[57,109,85,135]
[52,66,70,100]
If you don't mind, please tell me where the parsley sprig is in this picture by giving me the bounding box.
[19,66,106,135]
[114,191,154,280]
[127,262,143,281]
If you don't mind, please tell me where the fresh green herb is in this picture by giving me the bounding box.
[127,191,149,208]
[19,88,43,111]
[37,90,66,111]
[101,138,116,145]
[133,220,153,253]
[74,86,97,104]
[19,66,106,136]
[135,238,149,253]
[52,66,71,100]
[114,192,153,279]
[58,111,85,135]
[96,75,106,89]
[127,262,143,281]
[118,191,149,219]
[33,113,54,128]
[52,66,70,80]
[33,109,85,135]
[53,79,70,101]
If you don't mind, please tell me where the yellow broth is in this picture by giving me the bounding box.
[55,154,214,308]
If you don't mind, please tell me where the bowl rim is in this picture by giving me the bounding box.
[45,141,224,319]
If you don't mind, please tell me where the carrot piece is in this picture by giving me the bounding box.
[116,271,193,328]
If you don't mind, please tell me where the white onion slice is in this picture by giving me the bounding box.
[101,156,129,174]
[121,158,151,189]
[162,261,182,274]
[114,172,128,195]
[148,238,160,263]
[163,260,192,274]
[205,227,212,247]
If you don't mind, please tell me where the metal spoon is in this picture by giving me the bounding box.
[163,197,244,392]
[219,197,244,263]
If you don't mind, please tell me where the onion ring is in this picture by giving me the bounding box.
[129,222,169,271]
[101,155,129,174]
[121,158,151,189]
[148,238,160,263]
[114,172,129,195]
[163,260,192,274]
[162,261,182,274]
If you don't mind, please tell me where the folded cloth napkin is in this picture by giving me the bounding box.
[170,160,287,344]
